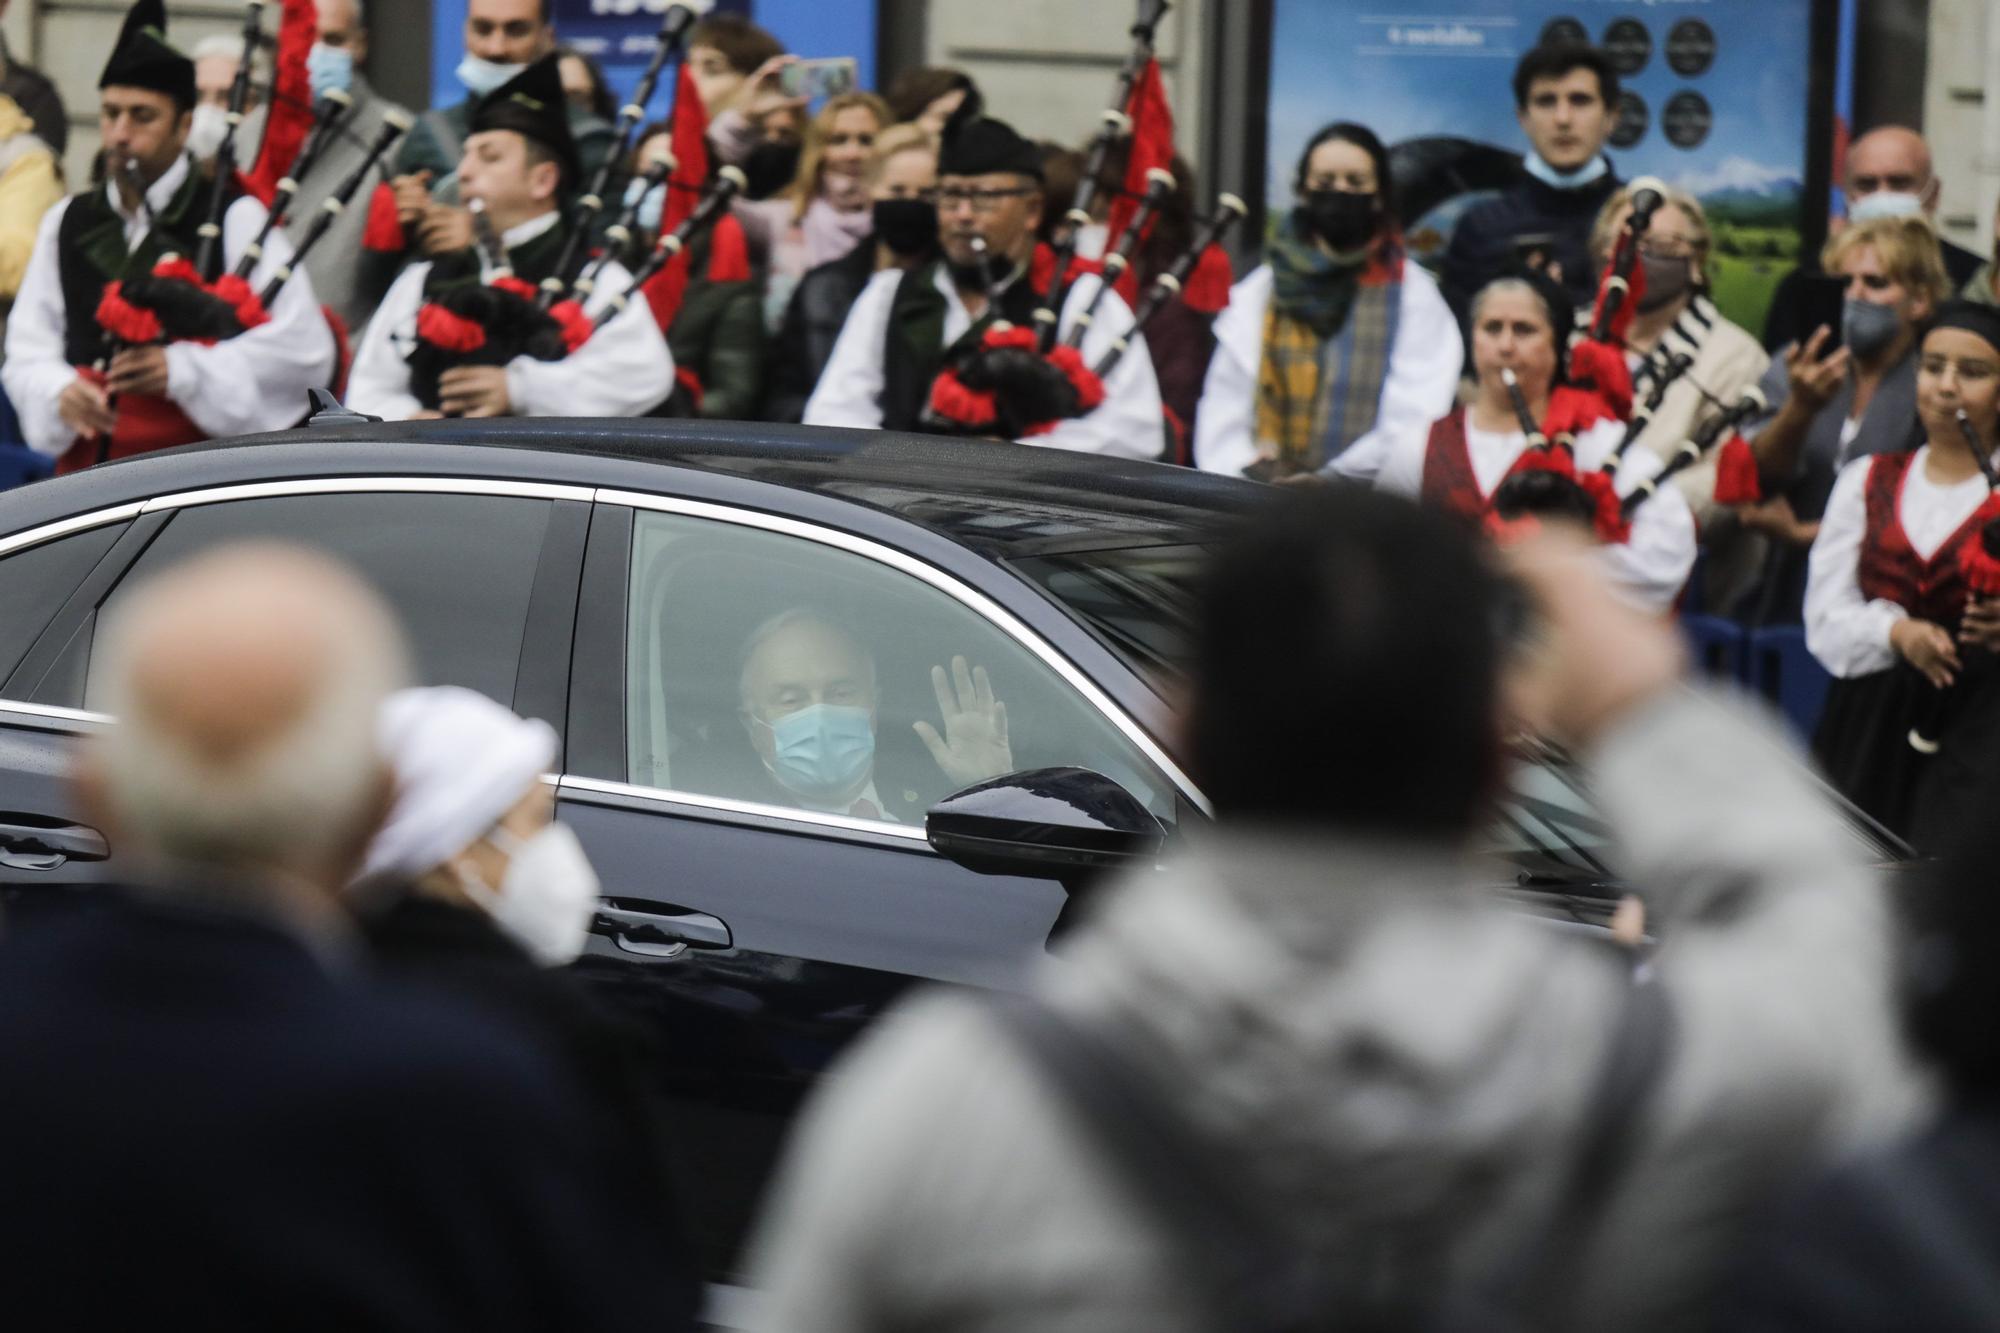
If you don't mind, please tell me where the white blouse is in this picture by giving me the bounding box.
[1805,447,1994,678]
[1376,414,1699,614]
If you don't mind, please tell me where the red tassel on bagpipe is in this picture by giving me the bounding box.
[150,257,201,286]
[1543,385,1621,440]
[1182,244,1235,315]
[1046,345,1106,413]
[1713,434,1763,505]
[1959,495,2000,597]
[416,302,487,354]
[490,276,538,302]
[209,275,271,329]
[96,283,164,344]
[1578,470,1632,546]
[982,326,1040,353]
[927,369,999,430]
[362,181,406,252]
[548,299,592,354]
[1591,237,1646,346]
[243,0,316,205]
[1564,339,1634,422]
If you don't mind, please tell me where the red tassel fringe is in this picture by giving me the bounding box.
[549,299,592,353]
[928,370,998,430]
[1713,434,1763,506]
[1047,345,1106,413]
[362,182,405,252]
[491,276,538,302]
[1960,496,2000,597]
[1579,470,1632,545]
[981,326,1039,353]
[95,283,163,344]
[416,302,486,354]
[210,275,271,329]
[1182,244,1235,315]
[1565,339,1634,422]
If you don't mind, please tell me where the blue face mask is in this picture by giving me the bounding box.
[457,53,525,98]
[623,176,664,232]
[759,703,876,801]
[307,42,354,101]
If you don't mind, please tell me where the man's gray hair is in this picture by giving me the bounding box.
[91,552,407,876]
[736,608,875,705]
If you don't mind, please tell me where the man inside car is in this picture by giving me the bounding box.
[733,609,1013,821]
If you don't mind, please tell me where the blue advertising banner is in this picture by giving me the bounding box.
[1267,0,1823,331]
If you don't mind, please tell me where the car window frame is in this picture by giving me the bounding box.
[0,477,594,730]
[558,491,1209,847]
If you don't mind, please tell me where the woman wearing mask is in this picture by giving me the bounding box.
[735,91,892,332]
[1805,302,2000,846]
[1193,123,1461,482]
[353,686,700,1328]
[621,122,764,420]
[1585,186,1770,606]
[1376,270,1697,612]
[766,123,937,423]
[1736,215,1949,624]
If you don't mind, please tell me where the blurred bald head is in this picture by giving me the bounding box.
[81,544,409,892]
[1848,127,1940,213]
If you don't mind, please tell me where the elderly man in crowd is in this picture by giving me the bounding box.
[0,543,678,1329]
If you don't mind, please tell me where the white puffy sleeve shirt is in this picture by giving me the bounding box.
[804,265,1165,460]
[348,223,673,421]
[1192,262,1463,482]
[1805,448,1992,677]
[3,166,334,455]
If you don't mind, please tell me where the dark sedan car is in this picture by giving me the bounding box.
[0,416,1717,1316]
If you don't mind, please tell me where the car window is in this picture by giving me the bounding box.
[623,510,1178,827]
[1008,544,1206,693]
[0,523,126,686]
[78,494,552,709]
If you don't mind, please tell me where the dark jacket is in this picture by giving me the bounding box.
[766,241,880,423]
[1439,165,1623,328]
[1144,296,1218,464]
[1718,1105,2000,1332]
[666,229,766,422]
[0,888,684,1331]
[1763,236,1986,353]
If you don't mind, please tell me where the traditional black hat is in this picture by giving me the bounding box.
[470,55,580,187]
[1928,299,2000,359]
[938,109,1042,181]
[99,0,195,110]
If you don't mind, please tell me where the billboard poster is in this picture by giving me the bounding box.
[551,0,751,69]
[542,0,875,102]
[1266,1,1824,333]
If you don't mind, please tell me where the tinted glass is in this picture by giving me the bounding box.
[1008,544,1204,691]
[625,511,1178,826]
[85,494,551,708]
[0,523,124,685]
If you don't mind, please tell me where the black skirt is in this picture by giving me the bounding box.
[1816,654,2000,851]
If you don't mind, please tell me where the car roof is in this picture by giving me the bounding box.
[129,417,1267,560]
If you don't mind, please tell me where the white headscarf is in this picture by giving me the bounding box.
[358,686,556,883]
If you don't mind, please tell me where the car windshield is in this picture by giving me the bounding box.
[1013,542,1906,885]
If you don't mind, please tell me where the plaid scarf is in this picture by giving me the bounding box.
[1253,215,1405,476]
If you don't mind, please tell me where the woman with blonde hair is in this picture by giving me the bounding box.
[736,90,892,330]
[1736,214,1951,622]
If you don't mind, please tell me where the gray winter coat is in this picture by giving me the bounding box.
[748,688,1924,1332]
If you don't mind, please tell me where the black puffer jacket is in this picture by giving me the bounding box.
[1438,165,1622,329]
[764,241,881,423]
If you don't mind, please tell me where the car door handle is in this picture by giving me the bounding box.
[591,902,733,959]
[0,818,110,869]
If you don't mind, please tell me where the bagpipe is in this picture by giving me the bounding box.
[91,0,410,441]
[1909,409,2000,754]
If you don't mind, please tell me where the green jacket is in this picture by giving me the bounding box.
[665,230,765,421]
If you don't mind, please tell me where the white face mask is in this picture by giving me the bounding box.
[186,103,229,161]
[457,53,526,98]
[457,822,601,967]
[1849,190,1924,224]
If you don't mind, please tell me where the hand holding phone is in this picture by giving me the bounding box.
[779,57,858,102]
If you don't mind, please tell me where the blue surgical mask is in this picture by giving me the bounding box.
[623,176,664,232]
[457,53,525,99]
[307,42,354,101]
[759,703,875,800]
[1523,151,1609,192]
[1842,297,1904,359]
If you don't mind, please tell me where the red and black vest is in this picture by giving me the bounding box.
[1857,450,1986,629]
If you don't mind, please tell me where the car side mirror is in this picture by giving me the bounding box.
[924,767,1166,880]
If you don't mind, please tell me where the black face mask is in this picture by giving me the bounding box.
[1299,189,1380,252]
[741,140,802,200]
[872,197,939,258]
